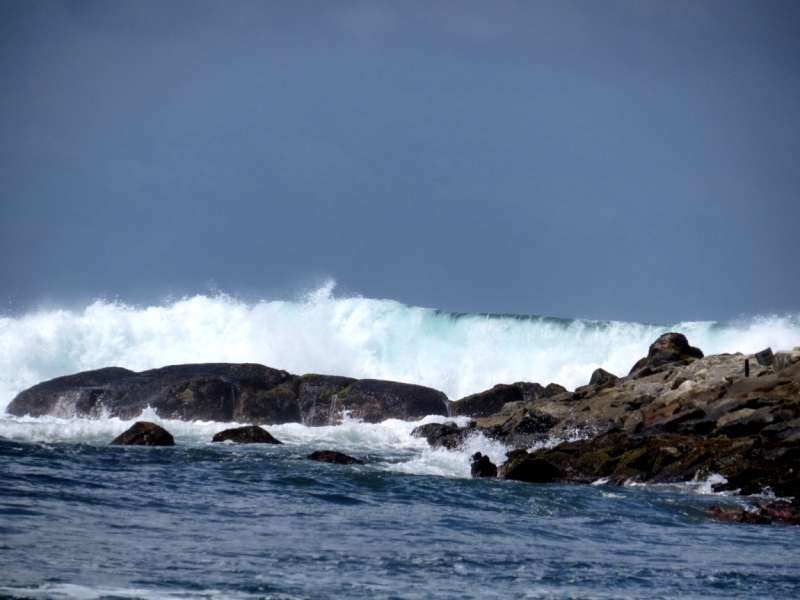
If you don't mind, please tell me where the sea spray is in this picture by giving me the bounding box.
[1,281,799,411]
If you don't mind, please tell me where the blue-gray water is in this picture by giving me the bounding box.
[2,417,799,600]
[2,292,800,598]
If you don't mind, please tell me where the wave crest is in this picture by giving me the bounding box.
[1,283,798,411]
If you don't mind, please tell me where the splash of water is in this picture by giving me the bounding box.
[1,280,798,411]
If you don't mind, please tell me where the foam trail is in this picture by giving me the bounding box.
[1,280,799,411]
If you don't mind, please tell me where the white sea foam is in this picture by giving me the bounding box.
[1,281,798,413]
[0,409,496,479]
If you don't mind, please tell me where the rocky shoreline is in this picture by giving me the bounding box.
[7,333,800,525]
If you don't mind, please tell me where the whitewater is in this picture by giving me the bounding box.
[1,281,799,413]
[3,283,800,599]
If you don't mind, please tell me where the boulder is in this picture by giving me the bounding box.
[502,452,562,483]
[411,421,475,449]
[629,333,704,374]
[306,450,364,465]
[497,410,561,448]
[211,425,283,444]
[110,421,175,446]
[589,368,619,387]
[470,452,498,478]
[755,348,774,367]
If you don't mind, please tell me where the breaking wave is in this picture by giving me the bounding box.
[1,280,799,411]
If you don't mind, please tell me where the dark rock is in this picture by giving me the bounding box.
[7,367,137,418]
[451,382,546,418]
[306,450,364,465]
[110,421,175,446]
[541,383,568,398]
[296,375,358,426]
[755,348,774,367]
[502,453,562,483]
[6,364,450,426]
[470,452,498,478]
[325,379,449,424]
[650,408,706,433]
[501,410,561,448]
[211,425,283,444]
[629,332,704,374]
[589,368,619,387]
[411,421,474,449]
[760,419,800,448]
[7,363,296,424]
[714,410,778,439]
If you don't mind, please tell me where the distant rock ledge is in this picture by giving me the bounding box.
[5,363,449,425]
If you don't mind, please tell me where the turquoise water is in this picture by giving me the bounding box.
[1,286,799,407]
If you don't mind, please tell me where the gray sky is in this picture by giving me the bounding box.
[1,0,798,323]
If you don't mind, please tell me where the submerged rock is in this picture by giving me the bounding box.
[110,421,175,446]
[710,500,800,525]
[211,425,282,444]
[306,450,364,465]
[502,451,562,483]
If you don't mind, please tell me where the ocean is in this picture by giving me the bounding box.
[2,285,800,599]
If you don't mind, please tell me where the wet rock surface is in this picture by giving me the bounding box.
[470,452,497,478]
[435,335,800,522]
[110,421,175,446]
[211,425,283,444]
[6,364,448,425]
[306,450,364,465]
[411,421,476,449]
[710,501,800,525]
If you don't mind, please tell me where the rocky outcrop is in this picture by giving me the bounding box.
[628,332,704,374]
[407,333,800,519]
[110,421,175,446]
[470,452,497,478]
[306,450,364,465]
[495,428,800,498]
[6,364,449,425]
[211,425,283,444]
